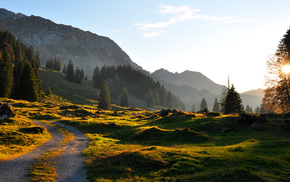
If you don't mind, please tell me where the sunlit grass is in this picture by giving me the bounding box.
[1,95,290,181]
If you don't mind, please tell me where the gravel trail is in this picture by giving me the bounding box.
[53,122,89,182]
[0,121,89,182]
[0,121,63,182]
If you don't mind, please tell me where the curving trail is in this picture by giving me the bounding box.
[53,122,89,182]
[0,121,63,181]
[0,121,89,182]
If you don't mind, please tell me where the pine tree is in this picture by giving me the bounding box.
[75,66,82,84]
[113,75,121,98]
[62,65,67,75]
[80,69,85,80]
[212,98,220,112]
[191,104,196,112]
[146,89,155,106]
[166,91,174,109]
[53,57,61,72]
[160,85,167,107]
[46,87,52,96]
[199,98,208,112]
[98,81,111,110]
[0,50,14,97]
[263,28,290,112]
[19,62,40,102]
[120,87,129,107]
[35,51,41,68]
[66,60,75,82]
[46,56,53,69]
[221,84,243,114]
[93,66,102,88]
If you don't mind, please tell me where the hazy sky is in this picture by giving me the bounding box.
[1,0,290,92]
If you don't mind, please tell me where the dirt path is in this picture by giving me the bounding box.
[53,122,89,182]
[0,121,63,181]
[0,121,89,182]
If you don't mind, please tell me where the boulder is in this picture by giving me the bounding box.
[159,109,169,117]
[0,103,15,118]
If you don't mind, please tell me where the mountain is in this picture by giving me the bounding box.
[152,69,224,95]
[151,69,224,111]
[152,69,264,111]
[240,88,264,109]
[0,8,141,76]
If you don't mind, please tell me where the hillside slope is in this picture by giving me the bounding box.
[0,8,141,76]
[152,69,224,95]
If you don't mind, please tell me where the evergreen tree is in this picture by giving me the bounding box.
[254,106,260,114]
[120,87,129,107]
[80,69,85,80]
[19,62,40,102]
[212,98,220,112]
[98,81,111,110]
[221,84,243,114]
[263,28,290,112]
[111,74,121,102]
[53,57,61,72]
[166,91,174,109]
[11,58,25,99]
[93,66,102,88]
[259,104,267,114]
[75,66,82,84]
[46,56,53,69]
[199,98,208,111]
[66,60,75,82]
[62,65,67,75]
[46,87,52,96]
[0,50,14,97]
[191,104,196,113]
[25,46,36,64]
[35,51,41,68]
[146,89,155,106]
[246,105,251,113]
[160,85,167,107]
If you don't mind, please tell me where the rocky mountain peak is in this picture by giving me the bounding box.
[0,8,25,20]
[0,8,141,76]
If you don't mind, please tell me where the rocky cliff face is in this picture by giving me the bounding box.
[0,8,141,76]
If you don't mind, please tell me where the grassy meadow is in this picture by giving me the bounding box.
[1,86,290,181]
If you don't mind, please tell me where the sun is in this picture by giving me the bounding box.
[282,65,290,74]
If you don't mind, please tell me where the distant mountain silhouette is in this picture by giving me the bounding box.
[152,69,224,95]
[152,69,264,111]
[0,8,141,76]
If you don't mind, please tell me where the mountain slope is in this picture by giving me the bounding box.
[152,69,224,95]
[0,8,141,76]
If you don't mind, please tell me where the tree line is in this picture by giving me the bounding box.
[93,65,186,110]
[47,59,85,84]
[0,31,41,102]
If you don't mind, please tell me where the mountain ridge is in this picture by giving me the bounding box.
[152,68,224,95]
[0,8,142,76]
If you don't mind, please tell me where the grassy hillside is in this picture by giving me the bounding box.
[57,107,289,181]
[39,68,155,109]
[1,94,289,181]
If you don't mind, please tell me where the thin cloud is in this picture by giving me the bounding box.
[143,31,169,38]
[135,4,254,37]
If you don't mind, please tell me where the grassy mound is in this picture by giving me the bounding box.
[193,167,266,182]
[87,150,168,180]
[134,126,209,144]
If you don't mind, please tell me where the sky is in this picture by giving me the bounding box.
[1,0,290,92]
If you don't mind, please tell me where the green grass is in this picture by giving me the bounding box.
[60,111,290,181]
[0,113,51,160]
[1,95,290,181]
